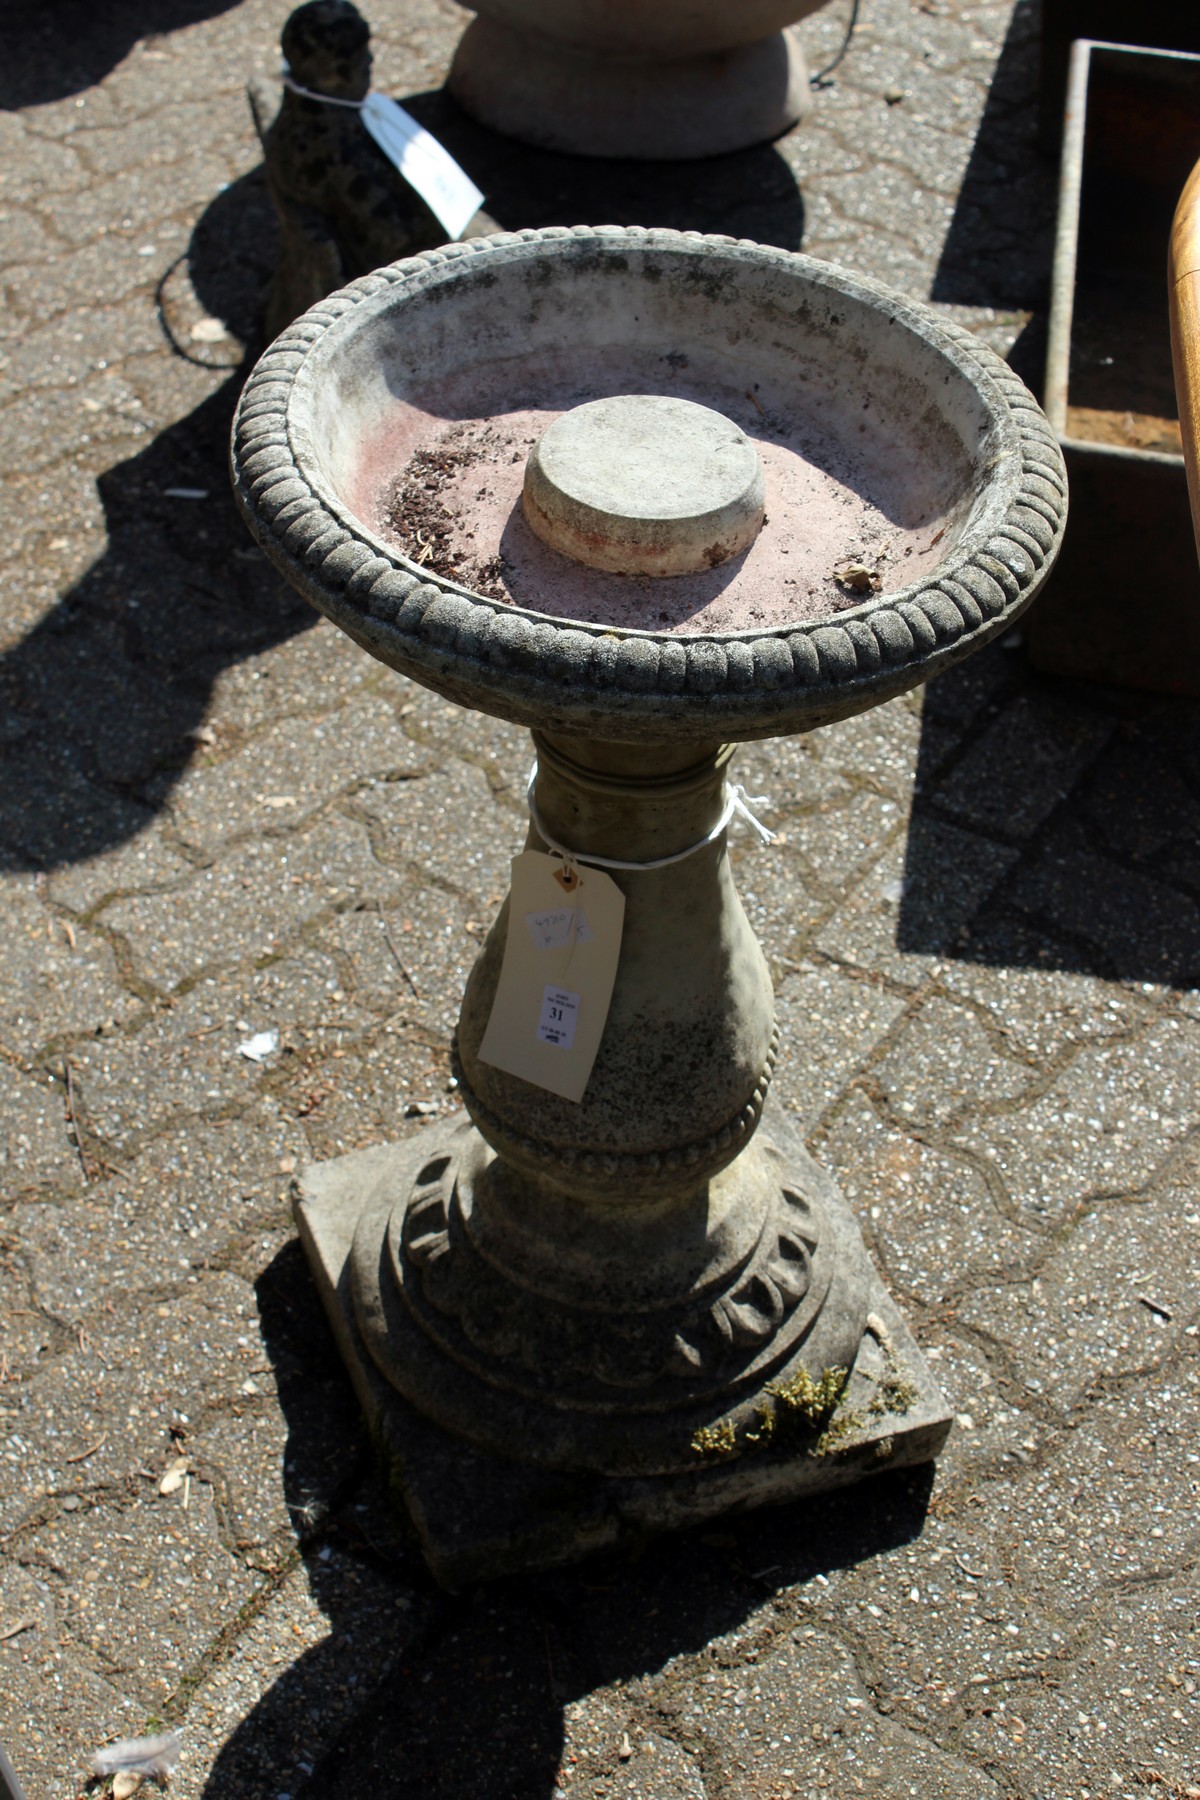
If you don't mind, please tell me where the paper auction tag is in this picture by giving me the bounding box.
[360,94,484,238]
[478,852,625,1103]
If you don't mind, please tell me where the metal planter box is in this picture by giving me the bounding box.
[1038,3,1200,151]
[1026,39,1200,694]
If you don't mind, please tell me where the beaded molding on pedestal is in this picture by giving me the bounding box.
[448,1022,779,1186]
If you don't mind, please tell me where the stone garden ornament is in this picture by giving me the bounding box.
[231,227,1067,1584]
[446,0,839,158]
[250,0,493,339]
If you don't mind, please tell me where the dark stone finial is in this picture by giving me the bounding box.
[281,0,371,101]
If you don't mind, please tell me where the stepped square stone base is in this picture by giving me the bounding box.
[294,1107,952,1589]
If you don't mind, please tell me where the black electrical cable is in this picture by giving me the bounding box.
[810,0,862,85]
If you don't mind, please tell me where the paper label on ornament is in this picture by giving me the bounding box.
[479,851,624,1103]
[537,986,579,1049]
[360,93,484,239]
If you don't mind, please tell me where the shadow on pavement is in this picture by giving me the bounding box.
[896,644,1200,988]
[0,0,243,109]
[0,124,802,878]
[930,0,1056,314]
[197,1239,932,1800]
[0,168,295,876]
[909,0,1200,989]
[399,88,807,251]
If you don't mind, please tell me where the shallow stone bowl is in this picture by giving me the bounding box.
[232,227,1066,744]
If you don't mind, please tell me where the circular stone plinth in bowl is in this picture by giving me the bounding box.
[231,228,1067,744]
[523,394,766,575]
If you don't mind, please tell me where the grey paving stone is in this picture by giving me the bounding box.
[817,1088,1044,1308]
[933,958,1150,1062]
[165,692,421,856]
[0,1553,138,1800]
[947,1394,1200,1797]
[1001,1575,1200,1800]
[729,733,830,814]
[170,1553,421,1800]
[1,1063,75,1197]
[1004,818,1200,988]
[394,683,530,776]
[930,692,1114,842]
[0,879,131,1059]
[1076,728,1200,897]
[0,1269,277,1530]
[809,693,926,801]
[813,814,1019,987]
[0,742,161,880]
[17,1480,264,1715]
[351,757,523,906]
[42,836,203,923]
[556,1695,706,1799]
[641,1622,1003,1798]
[97,811,381,994]
[952,1153,1200,1412]
[948,1014,1200,1231]
[205,619,383,737]
[868,990,1039,1133]
[42,998,292,1154]
[744,785,906,925]
[917,1329,1035,1480]
[776,958,908,1123]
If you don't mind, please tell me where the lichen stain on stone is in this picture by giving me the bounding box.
[691,1417,738,1458]
[689,1344,919,1463]
[690,1364,846,1460]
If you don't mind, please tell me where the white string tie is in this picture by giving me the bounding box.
[526,764,775,873]
[277,68,485,237]
[728,786,776,847]
[281,72,367,107]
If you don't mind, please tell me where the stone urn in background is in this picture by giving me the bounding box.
[446,0,837,158]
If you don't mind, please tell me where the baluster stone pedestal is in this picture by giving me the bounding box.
[231,227,1067,1584]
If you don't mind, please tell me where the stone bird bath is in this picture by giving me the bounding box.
[231,227,1066,1584]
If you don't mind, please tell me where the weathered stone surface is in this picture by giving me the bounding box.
[233,229,1065,744]
[294,1107,950,1580]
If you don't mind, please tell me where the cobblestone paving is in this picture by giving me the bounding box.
[2,1,1199,1797]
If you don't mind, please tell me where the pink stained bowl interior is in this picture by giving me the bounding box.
[347,347,964,635]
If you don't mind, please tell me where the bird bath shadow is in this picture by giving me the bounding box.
[193,1236,934,1800]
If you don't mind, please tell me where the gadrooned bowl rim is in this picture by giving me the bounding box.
[230,225,1068,742]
